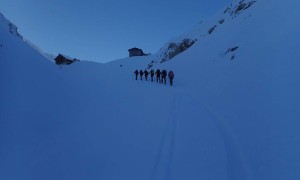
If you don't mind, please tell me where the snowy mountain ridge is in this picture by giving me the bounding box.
[1,0,300,180]
[0,12,23,39]
[0,12,55,61]
[24,38,56,61]
[0,0,256,66]
[149,0,257,66]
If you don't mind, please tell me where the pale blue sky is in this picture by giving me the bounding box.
[0,0,230,62]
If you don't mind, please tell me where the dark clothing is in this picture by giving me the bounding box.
[161,69,167,85]
[150,69,155,82]
[168,71,174,86]
[134,70,139,80]
[169,78,174,86]
[144,70,149,81]
[155,69,161,83]
[139,70,144,80]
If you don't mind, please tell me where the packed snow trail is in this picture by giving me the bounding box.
[136,87,228,180]
[185,91,253,180]
[165,92,182,180]
[149,91,182,180]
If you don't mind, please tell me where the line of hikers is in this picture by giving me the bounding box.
[134,69,175,86]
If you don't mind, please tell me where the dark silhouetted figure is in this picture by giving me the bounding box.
[168,70,174,86]
[155,69,161,83]
[134,70,139,80]
[139,70,144,80]
[144,70,149,81]
[161,69,167,85]
[150,69,155,82]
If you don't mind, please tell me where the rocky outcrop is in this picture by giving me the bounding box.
[224,0,257,18]
[160,38,197,63]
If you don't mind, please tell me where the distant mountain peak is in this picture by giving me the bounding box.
[0,12,23,39]
[0,12,56,62]
[146,0,258,69]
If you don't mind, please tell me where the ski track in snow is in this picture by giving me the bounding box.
[202,104,253,180]
[149,91,183,180]
[166,92,182,180]
[185,92,253,180]
[150,90,251,180]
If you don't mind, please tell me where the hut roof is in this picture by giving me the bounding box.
[128,47,142,51]
[57,53,74,60]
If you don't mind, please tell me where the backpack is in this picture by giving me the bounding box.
[150,69,154,75]
[168,71,174,78]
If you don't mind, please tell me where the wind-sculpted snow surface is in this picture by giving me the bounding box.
[1,0,300,180]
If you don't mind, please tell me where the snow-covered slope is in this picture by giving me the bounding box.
[1,0,300,180]
[0,13,23,39]
[24,38,56,62]
[0,12,55,62]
